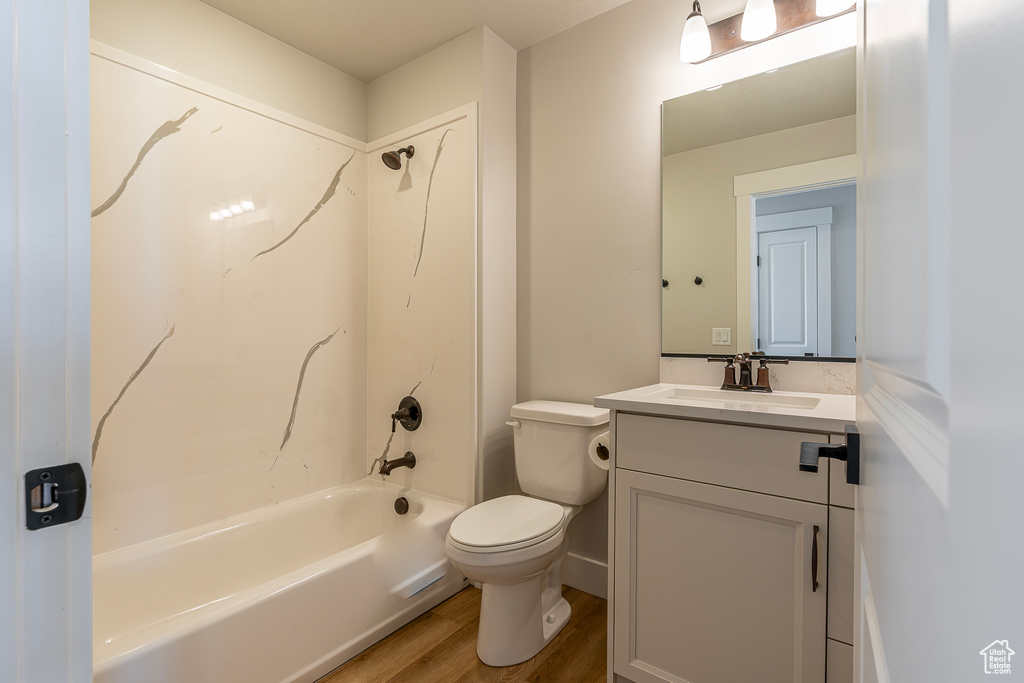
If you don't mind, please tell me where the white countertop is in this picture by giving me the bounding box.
[594,383,856,433]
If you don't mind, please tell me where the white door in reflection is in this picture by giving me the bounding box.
[754,206,834,357]
[758,226,819,356]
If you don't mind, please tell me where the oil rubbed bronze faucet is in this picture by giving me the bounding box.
[379,451,416,475]
[708,353,789,392]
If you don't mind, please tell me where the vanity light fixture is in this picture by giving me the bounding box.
[680,0,854,63]
[680,1,712,63]
[816,0,856,16]
[741,0,778,41]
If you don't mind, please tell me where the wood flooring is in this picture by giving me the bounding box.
[318,585,607,683]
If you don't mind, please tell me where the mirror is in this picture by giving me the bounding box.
[662,47,857,359]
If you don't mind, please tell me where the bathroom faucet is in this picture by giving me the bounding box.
[735,353,754,387]
[379,451,416,475]
[708,353,789,392]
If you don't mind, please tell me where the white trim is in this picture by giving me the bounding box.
[735,155,857,198]
[562,553,608,600]
[860,556,892,683]
[817,223,833,357]
[755,207,832,232]
[367,103,478,153]
[861,361,950,508]
[89,40,366,151]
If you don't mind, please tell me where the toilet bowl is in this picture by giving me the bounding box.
[444,401,609,667]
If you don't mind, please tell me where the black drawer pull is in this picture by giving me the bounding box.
[811,524,820,592]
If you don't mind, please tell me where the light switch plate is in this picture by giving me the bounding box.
[712,328,731,345]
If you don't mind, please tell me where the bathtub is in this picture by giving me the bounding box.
[93,480,468,683]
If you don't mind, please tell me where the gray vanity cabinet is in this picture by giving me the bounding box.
[609,412,854,683]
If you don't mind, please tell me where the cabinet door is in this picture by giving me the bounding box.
[613,469,827,683]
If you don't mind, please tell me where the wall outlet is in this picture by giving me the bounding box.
[712,328,731,346]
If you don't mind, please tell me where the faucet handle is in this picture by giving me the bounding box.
[708,356,737,388]
[754,357,788,392]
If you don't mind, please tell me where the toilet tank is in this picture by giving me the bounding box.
[509,400,610,506]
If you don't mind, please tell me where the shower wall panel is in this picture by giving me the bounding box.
[367,106,478,506]
[90,45,368,554]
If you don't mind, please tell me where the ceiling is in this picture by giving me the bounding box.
[662,47,857,156]
[199,0,645,83]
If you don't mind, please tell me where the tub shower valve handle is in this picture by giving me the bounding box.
[391,396,422,432]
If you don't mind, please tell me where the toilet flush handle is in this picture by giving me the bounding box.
[505,420,521,429]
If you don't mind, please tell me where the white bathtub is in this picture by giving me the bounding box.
[93,480,468,683]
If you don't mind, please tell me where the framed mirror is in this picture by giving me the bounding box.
[662,47,856,359]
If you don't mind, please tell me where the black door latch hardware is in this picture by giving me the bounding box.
[798,425,860,485]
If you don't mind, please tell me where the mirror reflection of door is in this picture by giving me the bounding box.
[753,183,855,357]
[757,223,821,356]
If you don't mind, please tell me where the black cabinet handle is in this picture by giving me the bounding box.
[811,524,820,592]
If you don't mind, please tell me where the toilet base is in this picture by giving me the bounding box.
[476,574,572,667]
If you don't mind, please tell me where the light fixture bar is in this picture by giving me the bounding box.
[690,0,854,63]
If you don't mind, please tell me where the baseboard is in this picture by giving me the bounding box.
[562,552,608,599]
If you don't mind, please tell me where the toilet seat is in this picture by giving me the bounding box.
[448,495,565,554]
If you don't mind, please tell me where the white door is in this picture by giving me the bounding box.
[856,0,1024,682]
[0,2,92,682]
[758,227,818,356]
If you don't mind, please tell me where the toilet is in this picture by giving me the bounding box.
[444,400,610,667]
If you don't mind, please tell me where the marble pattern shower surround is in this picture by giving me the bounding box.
[91,107,198,218]
[91,324,176,465]
[367,106,478,507]
[90,44,368,555]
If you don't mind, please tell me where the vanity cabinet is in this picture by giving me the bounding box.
[607,411,855,683]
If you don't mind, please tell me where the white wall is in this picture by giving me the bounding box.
[518,0,855,574]
[368,28,485,142]
[478,29,520,502]
[91,0,367,140]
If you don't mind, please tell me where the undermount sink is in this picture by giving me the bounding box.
[643,385,821,411]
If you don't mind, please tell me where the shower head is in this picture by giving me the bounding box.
[382,145,415,170]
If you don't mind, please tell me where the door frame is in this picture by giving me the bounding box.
[0,2,92,682]
[734,154,857,354]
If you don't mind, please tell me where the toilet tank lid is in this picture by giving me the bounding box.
[510,400,609,427]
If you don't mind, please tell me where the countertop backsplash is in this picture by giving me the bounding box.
[660,357,856,395]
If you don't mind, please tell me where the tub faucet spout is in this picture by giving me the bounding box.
[379,451,416,475]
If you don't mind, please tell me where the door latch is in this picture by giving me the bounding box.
[25,463,87,530]
[798,425,860,485]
